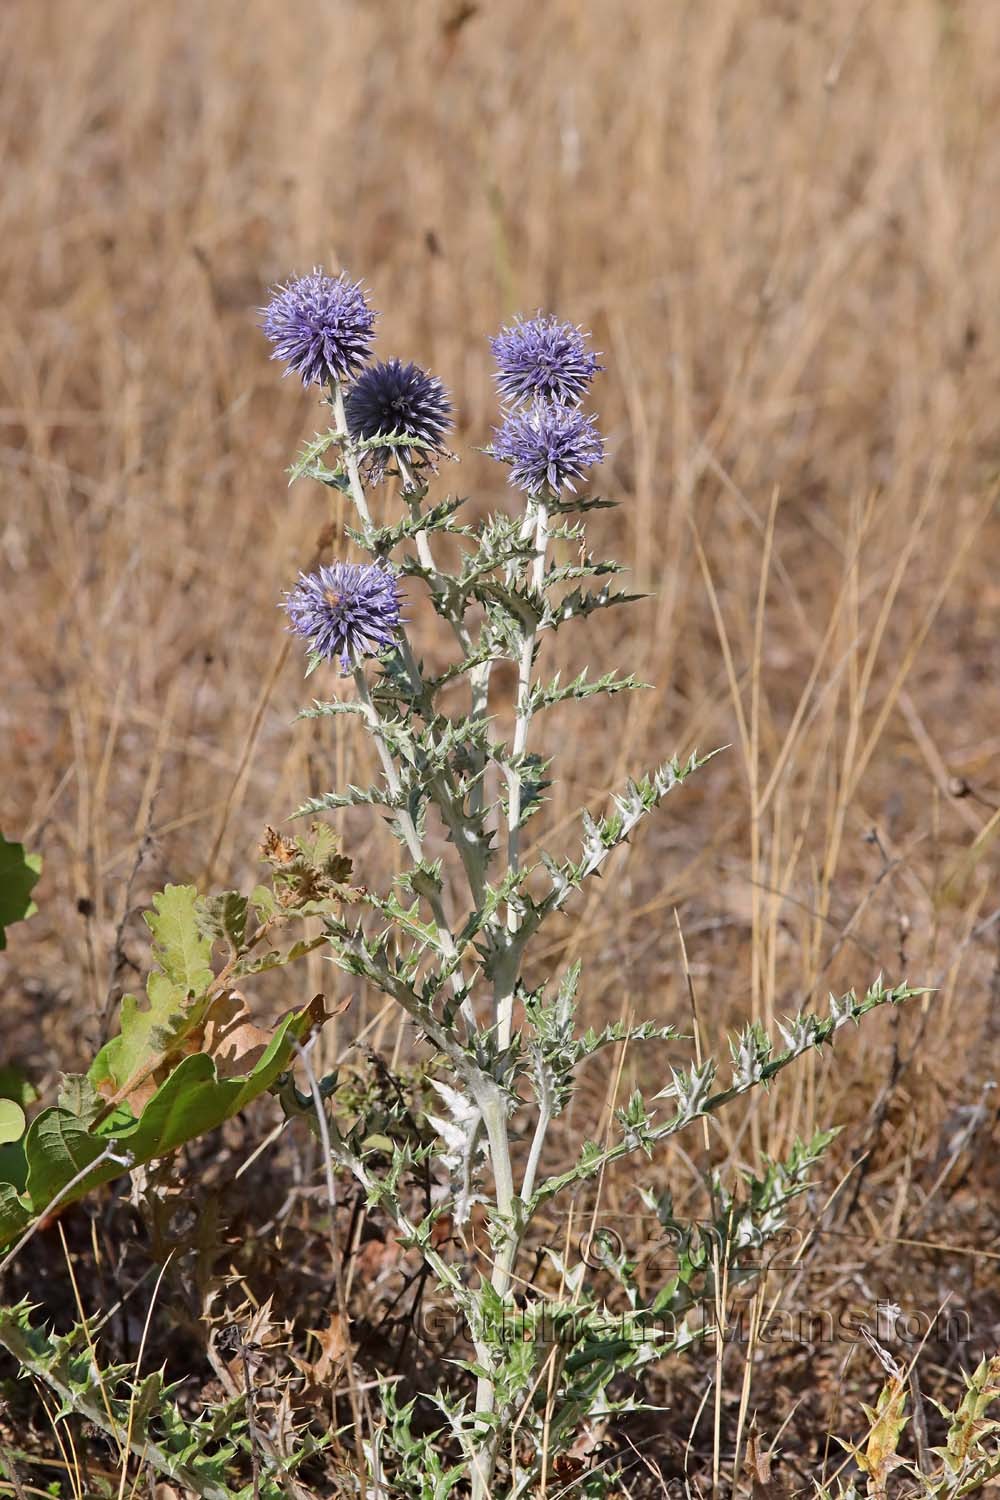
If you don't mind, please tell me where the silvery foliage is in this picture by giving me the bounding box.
[278,362,919,1498]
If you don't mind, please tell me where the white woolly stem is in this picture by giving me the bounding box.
[332,396,487,922]
[352,667,422,865]
[353,667,474,1028]
[496,493,549,1049]
[399,452,494,820]
[332,379,372,529]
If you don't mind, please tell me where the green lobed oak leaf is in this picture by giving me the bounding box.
[89,885,219,1100]
[145,884,214,994]
[195,890,249,954]
[0,994,326,1248]
[0,1073,34,1193]
[57,1075,104,1127]
[89,970,194,1098]
[0,833,42,950]
[0,1100,26,1146]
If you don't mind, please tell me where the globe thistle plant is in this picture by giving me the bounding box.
[261,269,376,387]
[283,561,401,672]
[489,396,605,494]
[490,312,602,406]
[263,271,919,1500]
[345,356,452,483]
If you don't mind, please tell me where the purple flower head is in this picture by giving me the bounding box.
[345,357,452,481]
[490,314,602,407]
[262,270,376,388]
[489,400,605,495]
[283,562,402,672]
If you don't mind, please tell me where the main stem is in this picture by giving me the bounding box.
[399,454,493,822]
[330,411,550,1492]
[353,668,475,1032]
[496,492,549,1050]
[332,389,476,1003]
[471,492,551,1500]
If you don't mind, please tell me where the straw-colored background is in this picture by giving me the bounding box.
[3,0,1000,1471]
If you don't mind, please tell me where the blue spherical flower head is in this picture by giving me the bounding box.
[490,314,602,407]
[345,357,452,483]
[262,270,377,388]
[283,562,402,673]
[489,400,604,495]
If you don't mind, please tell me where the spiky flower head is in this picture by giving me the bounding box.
[345,357,452,482]
[262,270,377,387]
[489,399,605,495]
[490,314,602,407]
[283,562,402,673]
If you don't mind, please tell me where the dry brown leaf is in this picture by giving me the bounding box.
[745,1420,793,1500]
[201,990,272,1078]
[293,1314,349,1386]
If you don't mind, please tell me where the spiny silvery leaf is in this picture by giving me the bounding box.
[498,752,550,826]
[547,490,619,515]
[542,554,627,589]
[543,1247,587,1298]
[457,515,537,587]
[353,428,445,455]
[287,428,337,484]
[729,1022,772,1089]
[481,598,525,657]
[582,1019,681,1057]
[424,642,502,695]
[525,751,710,923]
[529,668,646,714]
[392,554,438,588]
[369,654,428,714]
[541,580,645,631]
[776,1011,823,1052]
[0,1305,264,1497]
[365,891,443,954]
[406,713,494,768]
[293,783,399,817]
[397,859,444,900]
[523,968,582,1114]
[616,1089,656,1156]
[654,1058,717,1121]
[452,869,520,953]
[472,577,545,630]
[424,1077,484,1226]
[297,699,370,721]
[544,517,588,544]
[712,1128,838,1254]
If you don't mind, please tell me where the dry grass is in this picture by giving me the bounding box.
[3,0,1000,1491]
